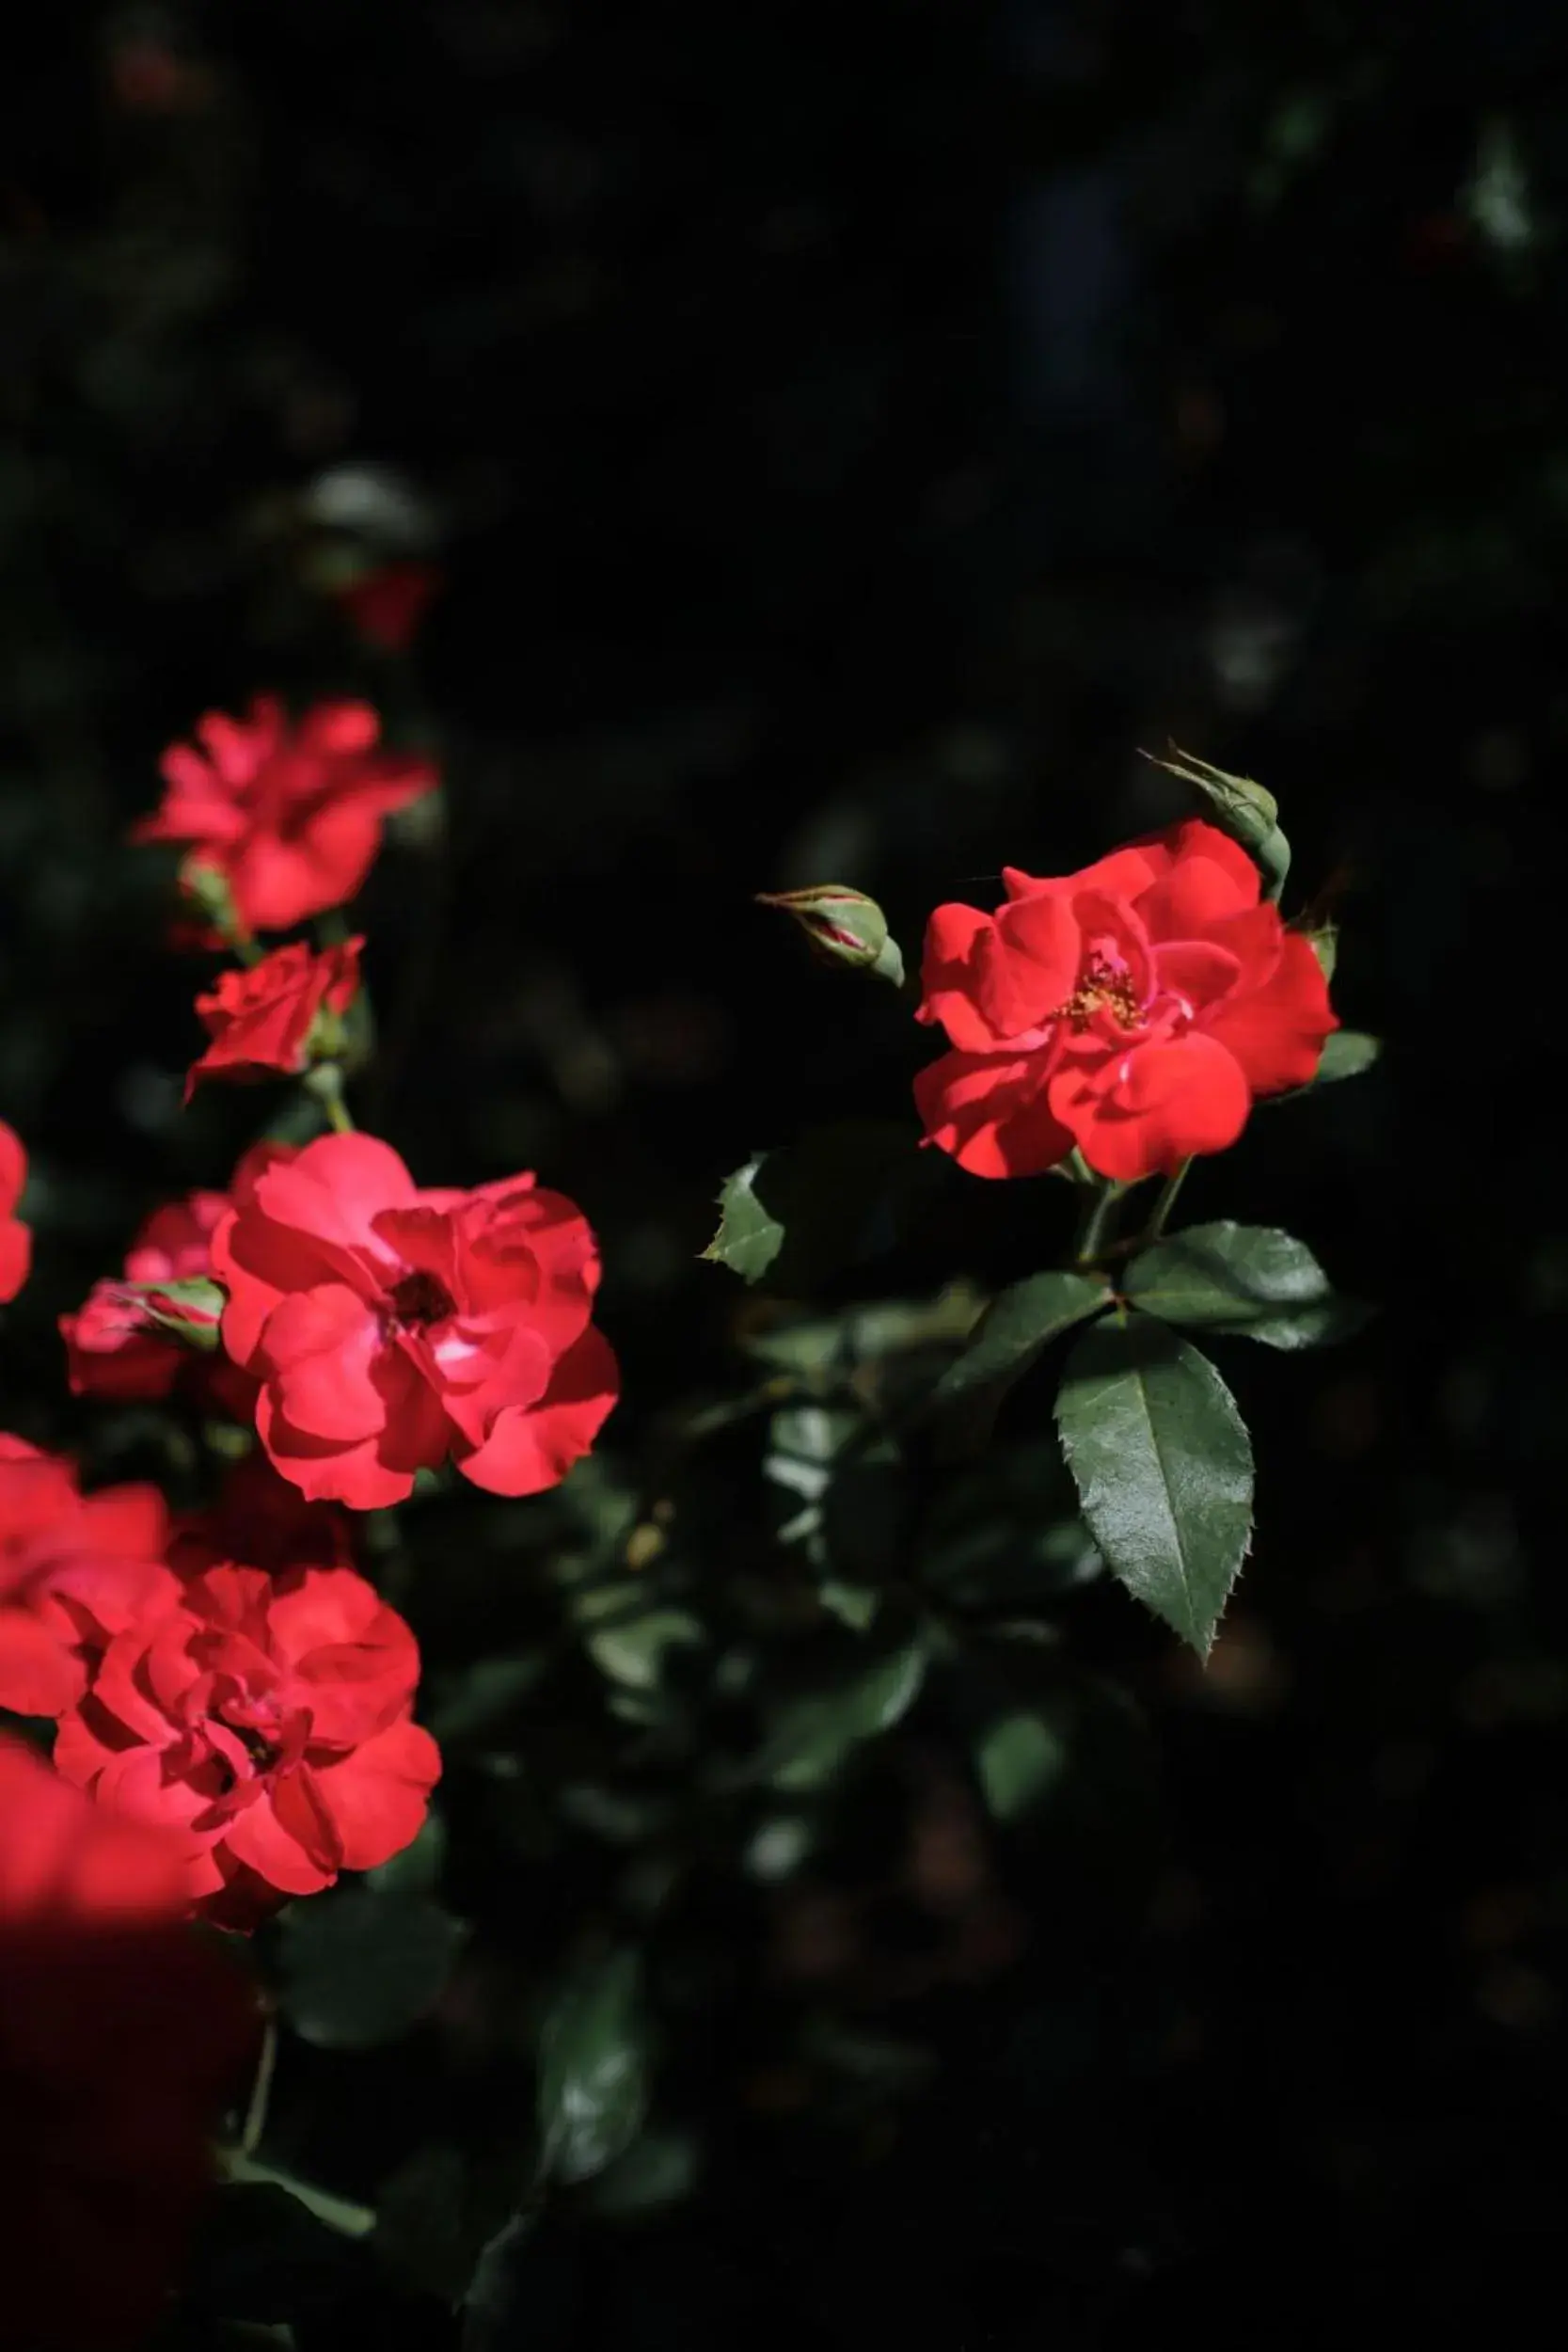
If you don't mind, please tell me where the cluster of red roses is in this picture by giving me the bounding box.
[0,692,627,2343]
[4,698,618,1932]
[0,686,1337,2343]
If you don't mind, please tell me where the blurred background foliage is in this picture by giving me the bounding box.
[3,1,1566,2344]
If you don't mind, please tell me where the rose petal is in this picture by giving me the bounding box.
[913,1049,1075,1180]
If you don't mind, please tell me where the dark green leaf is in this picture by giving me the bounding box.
[929,1269,1109,1423]
[428,1651,550,1744]
[920,1439,1101,1610]
[364,1810,446,1899]
[957,1641,1162,1923]
[699,1155,782,1282]
[577,2128,700,2218]
[760,1634,928,1789]
[1125,1221,1368,1348]
[702,1120,931,1290]
[585,1606,704,1691]
[974,1709,1066,1821]
[1054,1314,1253,1656]
[277,1890,466,2052]
[536,1947,650,2186]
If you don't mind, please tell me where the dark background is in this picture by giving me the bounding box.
[3,2,1565,2344]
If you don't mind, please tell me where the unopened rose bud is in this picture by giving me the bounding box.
[105,1278,227,1352]
[755,884,906,987]
[1144,745,1291,901]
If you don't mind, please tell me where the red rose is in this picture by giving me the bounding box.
[0,1733,258,2350]
[61,1147,291,1414]
[54,1562,440,1925]
[913,818,1338,1182]
[211,1132,619,1509]
[186,935,363,1102]
[133,696,436,933]
[0,1119,30,1302]
[168,1449,356,1580]
[0,1435,176,1721]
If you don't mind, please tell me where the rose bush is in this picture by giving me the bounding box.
[0,1732,257,2350]
[185,935,362,1100]
[913,817,1337,1181]
[133,696,436,932]
[0,1437,175,1718]
[211,1132,619,1507]
[54,1560,439,1924]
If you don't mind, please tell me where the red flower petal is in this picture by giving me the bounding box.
[976,891,1081,1037]
[916,902,1001,1051]
[0,1609,84,1716]
[309,1716,441,1871]
[0,1120,25,1219]
[912,1049,1075,1180]
[458,1325,620,1496]
[1053,1033,1252,1180]
[263,1284,388,1441]
[1199,930,1337,1095]
[222,1777,339,1895]
[0,1218,32,1306]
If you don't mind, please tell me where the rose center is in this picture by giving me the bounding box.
[388,1269,454,1328]
[218,1695,282,1770]
[1053,950,1144,1033]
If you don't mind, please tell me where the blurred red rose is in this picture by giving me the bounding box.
[334,559,442,653]
[0,1731,258,2349]
[60,1146,292,1415]
[913,818,1337,1182]
[54,1561,439,1926]
[212,1132,618,1509]
[0,1437,176,1719]
[132,696,436,932]
[0,1120,30,1302]
[168,1448,355,1579]
[186,935,362,1102]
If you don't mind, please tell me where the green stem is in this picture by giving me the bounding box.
[241,2012,277,2156]
[307,1063,356,1133]
[1145,1158,1192,1243]
[1071,1178,1126,1267]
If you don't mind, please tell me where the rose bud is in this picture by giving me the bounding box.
[755,884,906,987]
[1144,745,1291,901]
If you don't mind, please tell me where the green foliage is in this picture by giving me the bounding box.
[536,1948,651,2186]
[1055,1314,1254,1657]
[702,1121,932,1289]
[757,1630,929,1790]
[1312,1030,1382,1084]
[928,1268,1109,1444]
[276,1888,466,2053]
[1125,1222,1369,1349]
